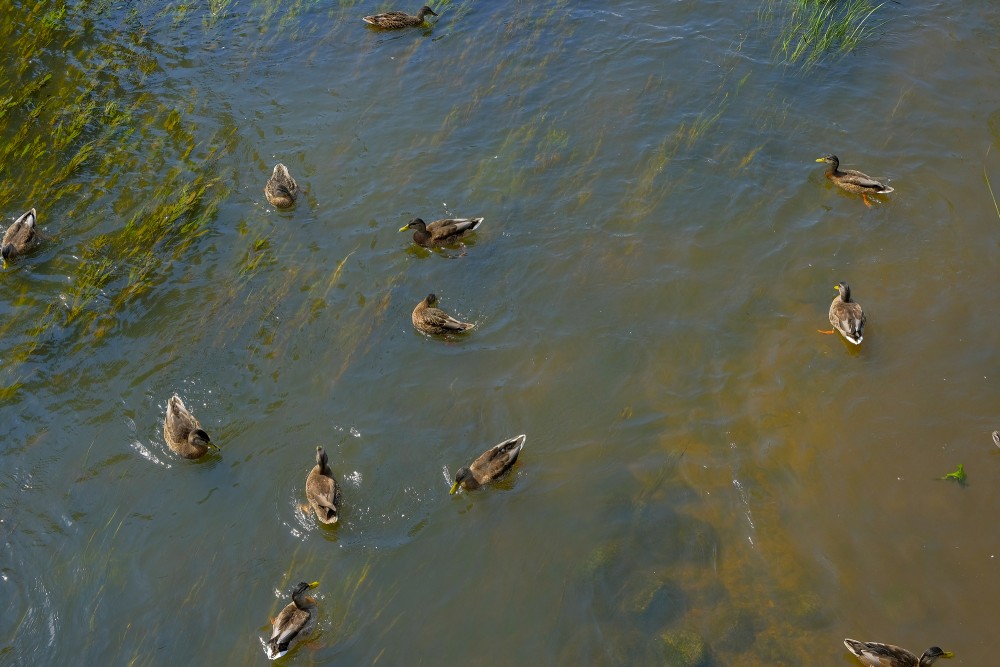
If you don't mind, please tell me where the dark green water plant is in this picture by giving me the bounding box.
[761,0,887,68]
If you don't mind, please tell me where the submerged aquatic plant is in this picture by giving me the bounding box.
[761,0,887,69]
[0,0,241,396]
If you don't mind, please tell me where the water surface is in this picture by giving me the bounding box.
[2,1,1000,664]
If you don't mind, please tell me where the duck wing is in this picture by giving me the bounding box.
[844,639,917,667]
[425,307,474,332]
[306,468,341,522]
[426,217,484,242]
[2,209,37,253]
[830,301,865,342]
[471,435,526,482]
[840,169,892,192]
[164,395,200,442]
[267,604,311,657]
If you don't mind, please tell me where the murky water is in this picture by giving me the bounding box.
[2,1,1000,664]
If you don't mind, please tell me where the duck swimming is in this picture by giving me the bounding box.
[450,434,526,494]
[816,154,893,207]
[306,446,342,524]
[266,581,320,660]
[264,163,299,209]
[844,639,953,667]
[819,281,866,345]
[363,5,438,29]
[2,208,38,268]
[163,395,217,459]
[399,217,483,247]
[411,293,474,336]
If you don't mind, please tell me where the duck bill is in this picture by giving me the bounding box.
[941,652,954,659]
[208,441,221,451]
[449,481,460,495]
[815,157,826,163]
[308,581,319,588]
[398,224,410,232]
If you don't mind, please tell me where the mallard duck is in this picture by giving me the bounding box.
[819,281,866,345]
[163,394,218,459]
[450,434,526,494]
[399,217,483,247]
[816,155,894,207]
[411,293,474,335]
[363,5,438,29]
[844,639,953,667]
[2,208,38,268]
[264,163,299,209]
[266,581,320,660]
[306,446,342,524]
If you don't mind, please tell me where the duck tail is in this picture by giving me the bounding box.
[843,639,866,655]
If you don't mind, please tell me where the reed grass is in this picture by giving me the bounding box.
[761,0,887,69]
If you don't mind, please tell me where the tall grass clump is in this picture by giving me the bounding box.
[761,0,887,69]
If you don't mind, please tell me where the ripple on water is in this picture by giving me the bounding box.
[0,570,58,663]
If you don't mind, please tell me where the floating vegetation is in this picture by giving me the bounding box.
[761,0,888,69]
[940,463,967,485]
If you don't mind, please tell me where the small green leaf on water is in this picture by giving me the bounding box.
[941,463,966,484]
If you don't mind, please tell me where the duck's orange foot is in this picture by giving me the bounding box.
[817,329,835,335]
[299,503,312,514]
[862,194,873,208]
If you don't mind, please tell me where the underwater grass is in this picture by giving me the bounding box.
[984,148,1000,224]
[761,0,887,69]
[0,1,245,396]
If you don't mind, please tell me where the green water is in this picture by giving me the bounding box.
[2,1,1000,664]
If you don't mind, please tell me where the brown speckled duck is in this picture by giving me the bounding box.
[411,293,474,335]
[264,163,299,209]
[2,208,39,268]
[306,446,342,524]
[266,581,320,660]
[399,217,483,247]
[844,639,953,667]
[816,154,893,207]
[163,394,218,459]
[363,5,438,29]
[450,434,526,494]
[822,281,866,345]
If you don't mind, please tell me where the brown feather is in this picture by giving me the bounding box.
[818,155,893,198]
[163,395,216,459]
[453,434,526,492]
[1,208,38,263]
[363,5,438,29]
[401,217,483,247]
[411,293,474,335]
[844,639,952,667]
[264,163,299,208]
[828,282,866,345]
[306,446,342,524]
